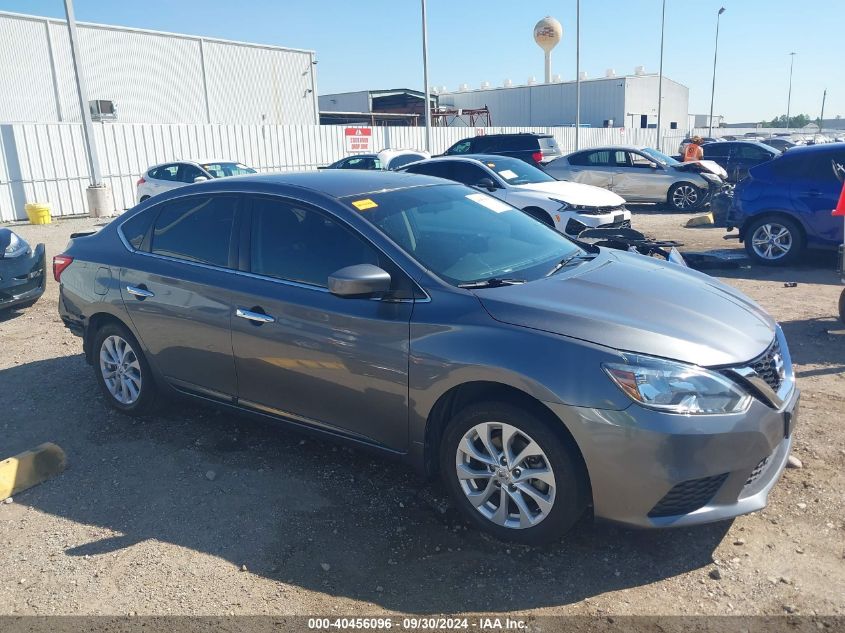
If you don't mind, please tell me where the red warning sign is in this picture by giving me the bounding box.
[345,127,372,153]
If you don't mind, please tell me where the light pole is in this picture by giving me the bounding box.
[655,0,666,151]
[575,0,581,150]
[707,7,725,137]
[786,52,796,130]
[421,0,432,151]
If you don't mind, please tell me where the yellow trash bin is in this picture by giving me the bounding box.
[24,202,52,225]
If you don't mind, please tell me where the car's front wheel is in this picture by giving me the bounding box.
[440,402,587,544]
[668,182,703,211]
[744,215,804,265]
[93,322,158,415]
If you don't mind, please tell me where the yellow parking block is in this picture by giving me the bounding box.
[685,212,714,227]
[0,443,66,500]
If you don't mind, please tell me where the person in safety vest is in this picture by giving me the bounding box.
[683,136,704,162]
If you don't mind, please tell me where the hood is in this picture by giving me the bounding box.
[473,249,776,367]
[512,180,626,207]
[676,160,728,179]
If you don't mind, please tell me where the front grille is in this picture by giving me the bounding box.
[648,473,729,518]
[578,205,627,216]
[749,338,784,392]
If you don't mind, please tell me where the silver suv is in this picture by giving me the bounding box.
[56,171,799,544]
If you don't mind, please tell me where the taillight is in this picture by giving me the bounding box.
[136,177,146,186]
[53,254,73,282]
[532,151,543,164]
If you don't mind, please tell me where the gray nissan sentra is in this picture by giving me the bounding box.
[56,171,799,544]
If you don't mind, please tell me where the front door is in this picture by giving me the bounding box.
[120,194,242,399]
[230,195,414,451]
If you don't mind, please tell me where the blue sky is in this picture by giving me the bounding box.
[2,0,841,123]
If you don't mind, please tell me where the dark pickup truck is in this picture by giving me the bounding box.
[442,132,562,167]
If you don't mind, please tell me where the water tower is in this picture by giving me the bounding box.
[533,16,563,84]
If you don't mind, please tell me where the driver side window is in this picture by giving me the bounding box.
[446,163,490,186]
[448,140,472,154]
[629,152,654,168]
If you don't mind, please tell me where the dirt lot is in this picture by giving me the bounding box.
[1,209,843,618]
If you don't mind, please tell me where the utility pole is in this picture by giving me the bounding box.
[421,0,432,152]
[786,52,796,130]
[708,7,726,137]
[819,89,827,135]
[575,0,581,150]
[64,0,113,216]
[656,0,666,151]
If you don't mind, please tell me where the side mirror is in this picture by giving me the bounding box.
[193,176,209,183]
[476,177,498,192]
[328,264,391,298]
[649,162,659,169]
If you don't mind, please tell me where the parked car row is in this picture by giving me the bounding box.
[57,169,799,544]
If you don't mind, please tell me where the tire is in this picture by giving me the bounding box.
[839,289,845,325]
[440,402,588,545]
[667,182,704,211]
[139,195,150,202]
[522,206,555,227]
[743,215,805,266]
[92,322,158,415]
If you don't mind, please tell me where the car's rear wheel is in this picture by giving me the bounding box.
[668,182,703,211]
[838,288,845,325]
[440,402,587,544]
[93,322,158,415]
[744,215,804,265]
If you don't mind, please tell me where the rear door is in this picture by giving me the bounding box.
[119,194,242,399]
[565,150,616,190]
[229,195,414,450]
[148,164,183,195]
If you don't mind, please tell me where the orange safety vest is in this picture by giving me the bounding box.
[684,143,703,162]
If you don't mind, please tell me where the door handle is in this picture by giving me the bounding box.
[126,285,154,299]
[235,307,275,324]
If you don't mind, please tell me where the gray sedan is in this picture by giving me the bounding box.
[545,145,726,211]
[56,171,798,544]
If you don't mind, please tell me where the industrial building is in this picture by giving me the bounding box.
[318,89,438,126]
[438,69,689,130]
[0,11,319,125]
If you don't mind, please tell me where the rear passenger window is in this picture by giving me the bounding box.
[120,210,154,250]
[151,165,179,181]
[151,196,238,267]
[250,198,379,288]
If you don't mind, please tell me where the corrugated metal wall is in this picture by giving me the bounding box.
[440,75,686,129]
[1,122,711,222]
[319,91,372,113]
[0,12,317,126]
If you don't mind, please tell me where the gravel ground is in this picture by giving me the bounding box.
[1,209,843,617]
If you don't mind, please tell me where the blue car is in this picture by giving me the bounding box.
[727,143,845,265]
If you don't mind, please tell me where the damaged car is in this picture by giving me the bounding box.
[0,227,46,311]
[545,146,727,211]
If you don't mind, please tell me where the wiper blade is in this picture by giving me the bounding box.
[458,277,526,289]
[546,252,595,277]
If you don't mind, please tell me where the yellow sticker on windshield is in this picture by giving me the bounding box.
[351,198,378,211]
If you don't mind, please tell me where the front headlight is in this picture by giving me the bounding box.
[603,355,751,415]
[3,231,29,258]
[548,197,570,210]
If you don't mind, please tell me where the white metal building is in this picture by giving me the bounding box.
[0,11,318,125]
[439,71,689,130]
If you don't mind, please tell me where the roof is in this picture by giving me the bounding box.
[184,170,448,199]
[422,154,527,163]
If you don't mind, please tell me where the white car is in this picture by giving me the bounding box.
[401,155,630,236]
[136,159,257,202]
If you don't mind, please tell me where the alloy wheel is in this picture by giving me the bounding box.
[672,185,699,209]
[99,335,142,405]
[455,422,556,529]
[751,222,793,261]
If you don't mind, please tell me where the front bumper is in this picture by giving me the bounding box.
[0,243,46,310]
[563,208,632,236]
[548,385,799,528]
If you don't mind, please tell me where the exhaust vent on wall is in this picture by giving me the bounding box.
[458,83,470,92]
[578,71,588,80]
[605,69,616,78]
[503,79,514,87]
[552,74,563,83]
[480,81,491,90]
[635,65,646,75]
[527,76,538,85]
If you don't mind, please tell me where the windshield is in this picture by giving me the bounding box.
[201,162,257,178]
[347,184,582,286]
[641,147,679,167]
[478,156,556,185]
